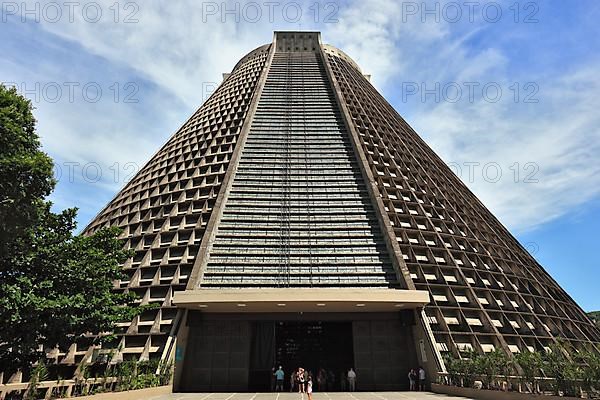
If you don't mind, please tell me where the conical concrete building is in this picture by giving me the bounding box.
[80,32,600,391]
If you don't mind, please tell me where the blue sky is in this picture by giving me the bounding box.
[2,0,599,310]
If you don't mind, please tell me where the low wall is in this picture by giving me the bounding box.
[0,381,171,400]
[432,383,574,400]
[75,385,171,400]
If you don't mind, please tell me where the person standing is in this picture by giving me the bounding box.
[270,367,276,392]
[304,369,309,392]
[307,375,314,400]
[274,366,285,392]
[304,369,312,393]
[347,368,357,392]
[418,366,426,391]
[290,368,296,392]
[298,367,306,393]
[408,369,416,391]
[340,370,347,391]
[327,369,335,391]
[317,368,325,391]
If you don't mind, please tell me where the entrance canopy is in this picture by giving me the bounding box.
[173,288,429,313]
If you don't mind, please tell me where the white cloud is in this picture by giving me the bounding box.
[37,4,267,107]
[5,0,600,233]
[322,0,600,232]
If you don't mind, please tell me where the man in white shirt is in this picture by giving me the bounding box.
[347,368,357,391]
[418,366,426,391]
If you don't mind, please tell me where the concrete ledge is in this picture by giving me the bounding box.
[173,288,430,312]
[75,385,171,400]
[432,383,571,400]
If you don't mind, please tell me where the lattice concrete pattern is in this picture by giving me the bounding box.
[49,31,600,377]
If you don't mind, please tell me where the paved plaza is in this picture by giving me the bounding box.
[148,393,473,400]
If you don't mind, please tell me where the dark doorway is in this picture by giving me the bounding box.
[178,313,417,392]
[274,321,354,391]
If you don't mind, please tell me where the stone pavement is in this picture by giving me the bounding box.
[148,393,473,400]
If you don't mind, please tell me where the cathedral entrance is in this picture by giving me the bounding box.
[275,321,354,391]
[176,308,425,392]
[247,320,354,392]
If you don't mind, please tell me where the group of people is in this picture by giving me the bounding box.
[408,366,427,391]
[271,366,358,394]
[292,367,312,397]
[272,366,314,398]
[273,365,426,392]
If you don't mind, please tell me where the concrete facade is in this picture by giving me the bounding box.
[54,30,600,393]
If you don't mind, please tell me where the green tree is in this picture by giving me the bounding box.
[515,350,542,393]
[475,349,508,389]
[0,84,54,251]
[541,341,580,397]
[580,350,600,392]
[588,311,600,329]
[447,349,479,388]
[498,349,517,390]
[444,355,461,386]
[463,350,480,388]
[0,84,139,375]
[576,348,600,394]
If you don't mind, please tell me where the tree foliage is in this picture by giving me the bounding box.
[575,347,600,394]
[475,348,512,389]
[0,84,54,251]
[445,348,515,389]
[444,343,600,396]
[588,311,600,329]
[541,341,579,396]
[0,84,139,375]
[514,349,543,392]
